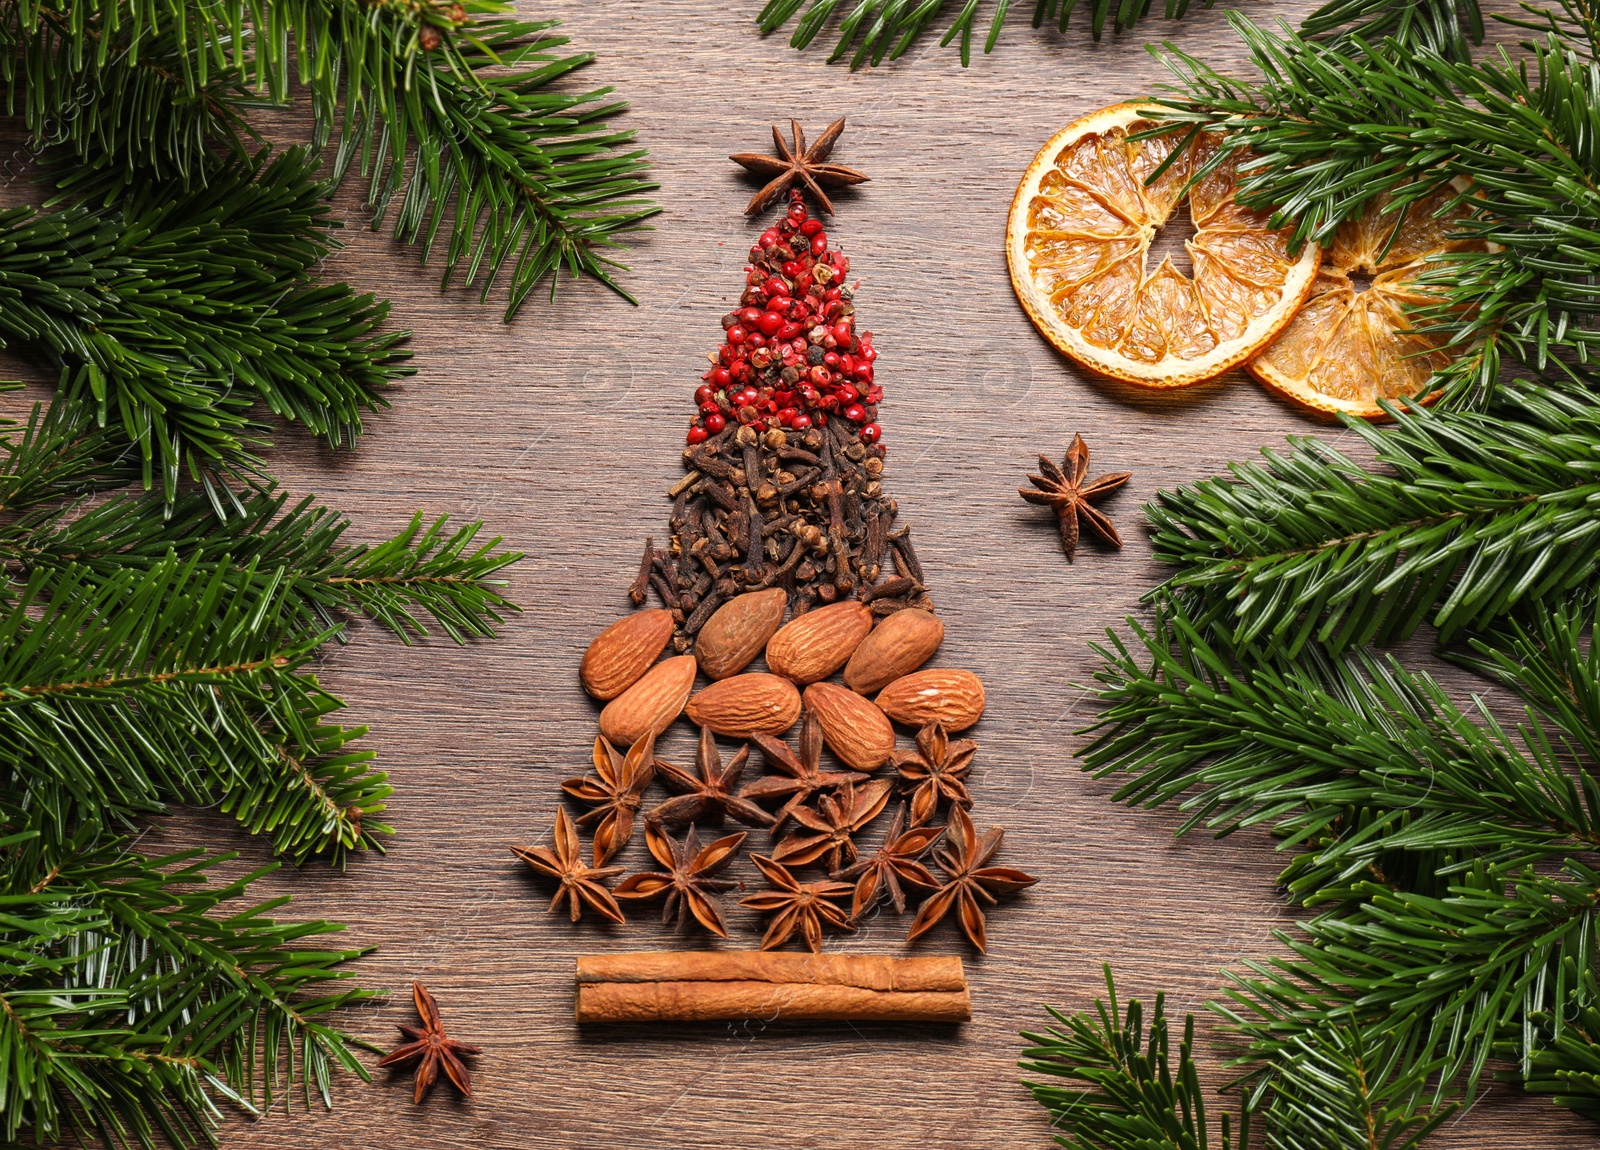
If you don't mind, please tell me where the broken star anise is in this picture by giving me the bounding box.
[377,982,480,1104]
[510,807,626,925]
[730,117,870,217]
[648,724,774,829]
[741,712,858,831]
[891,722,976,827]
[835,804,943,920]
[1019,433,1131,560]
[614,821,748,938]
[771,777,893,872]
[561,730,656,863]
[740,853,856,953]
[906,805,1038,954]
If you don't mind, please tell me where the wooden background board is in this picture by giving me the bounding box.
[3,0,1590,1146]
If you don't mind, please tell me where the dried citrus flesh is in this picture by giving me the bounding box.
[1248,179,1486,419]
[1006,103,1320,388]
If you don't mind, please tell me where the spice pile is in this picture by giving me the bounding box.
[514,120,1038,961]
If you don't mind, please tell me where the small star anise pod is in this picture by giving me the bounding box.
[561,730,656,863]
[1019,433,1131,560]
[771,777,893,872]
[742,712,860,831]
[891,722,976,827]
[614,821,748,938]
[730,117,870,216]
[510,807,625,925]
[740,853,856,953]
[377,982,480,1104]
[649,725,774,829]
[835,804,943,920]
[906,805,1038,953]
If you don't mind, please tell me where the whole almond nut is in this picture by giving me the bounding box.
[599,655,697,746]
[803,681,896,771]
[765,600,872,684]
[875,668,985,732]
[580,609,675,700]
[843,609,944,694]
[686,673,801,738]
[695,589,788,679]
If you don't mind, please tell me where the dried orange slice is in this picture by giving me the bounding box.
[1006,103,1320,388]
[1248,179,1486,419]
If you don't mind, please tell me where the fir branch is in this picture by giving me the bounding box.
[1144,383,1600,657]
[8,480,522,646]
[1,1,661,316]
[0,559,392,863]
[755,0,1227,67]
[0,150,410,502]
[0,823,374,1149]
[1020,967,1252,1150]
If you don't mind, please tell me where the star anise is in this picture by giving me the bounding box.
[906,805,1038,953]
[835,804,944,920]
[740,853,856,953]
[510,807,626,925]
[648,725,774,829]
[741,712,859,831]
[561,731,656,863]
[891,722,976,827]
[1019,433,1131,560]
[377,982,480,1104]
[614,821,747,938]
[771,777,893,872]
[730,117,870,217]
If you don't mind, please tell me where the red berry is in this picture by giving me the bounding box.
[687,425,709,445]
[747,332,767,349]
[778,322,802,340]
[810,233,828,255]
[824,286,842,301]
[824,351,841,368]
[762,277,787,296]
[710,368,731,387]
[791,412,812,430]
[777,407,798,426]
[727,326,748,345]
[799,219,823,237]
[859,423,881,444]
[704,413,726,434]
[835,383,858,405]
[832,321,852,342]
[760,228,781,247]
[758,311,784,336]
[844,403,866,422]
[855,363,874,383]
[694,384,714,405]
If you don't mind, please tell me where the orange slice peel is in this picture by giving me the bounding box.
[1247,177,1488,420]
[1007,103,1321,389]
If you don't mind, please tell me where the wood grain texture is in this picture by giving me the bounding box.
[7,1,1590,1145]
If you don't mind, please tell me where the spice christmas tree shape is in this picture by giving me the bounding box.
[544,117,1039,975]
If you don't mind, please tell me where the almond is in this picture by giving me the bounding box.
[765,601,872,684]
[686,673,801,738]
[843,609,944,694]
[875,668,985,732]
[803,681,896,771]
[695,588,788,680]
[580,609,675,700]
[598,655,697,746]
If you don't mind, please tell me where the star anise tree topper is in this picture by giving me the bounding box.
[730,117,870,216]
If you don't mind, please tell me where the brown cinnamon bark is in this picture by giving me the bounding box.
[574,951,969,1023]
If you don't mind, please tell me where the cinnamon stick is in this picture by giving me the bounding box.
[574,951,969,1023]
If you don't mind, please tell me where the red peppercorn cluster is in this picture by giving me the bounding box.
[688,190,881,448]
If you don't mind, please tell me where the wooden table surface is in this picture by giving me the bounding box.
[55,1,1583,1146]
